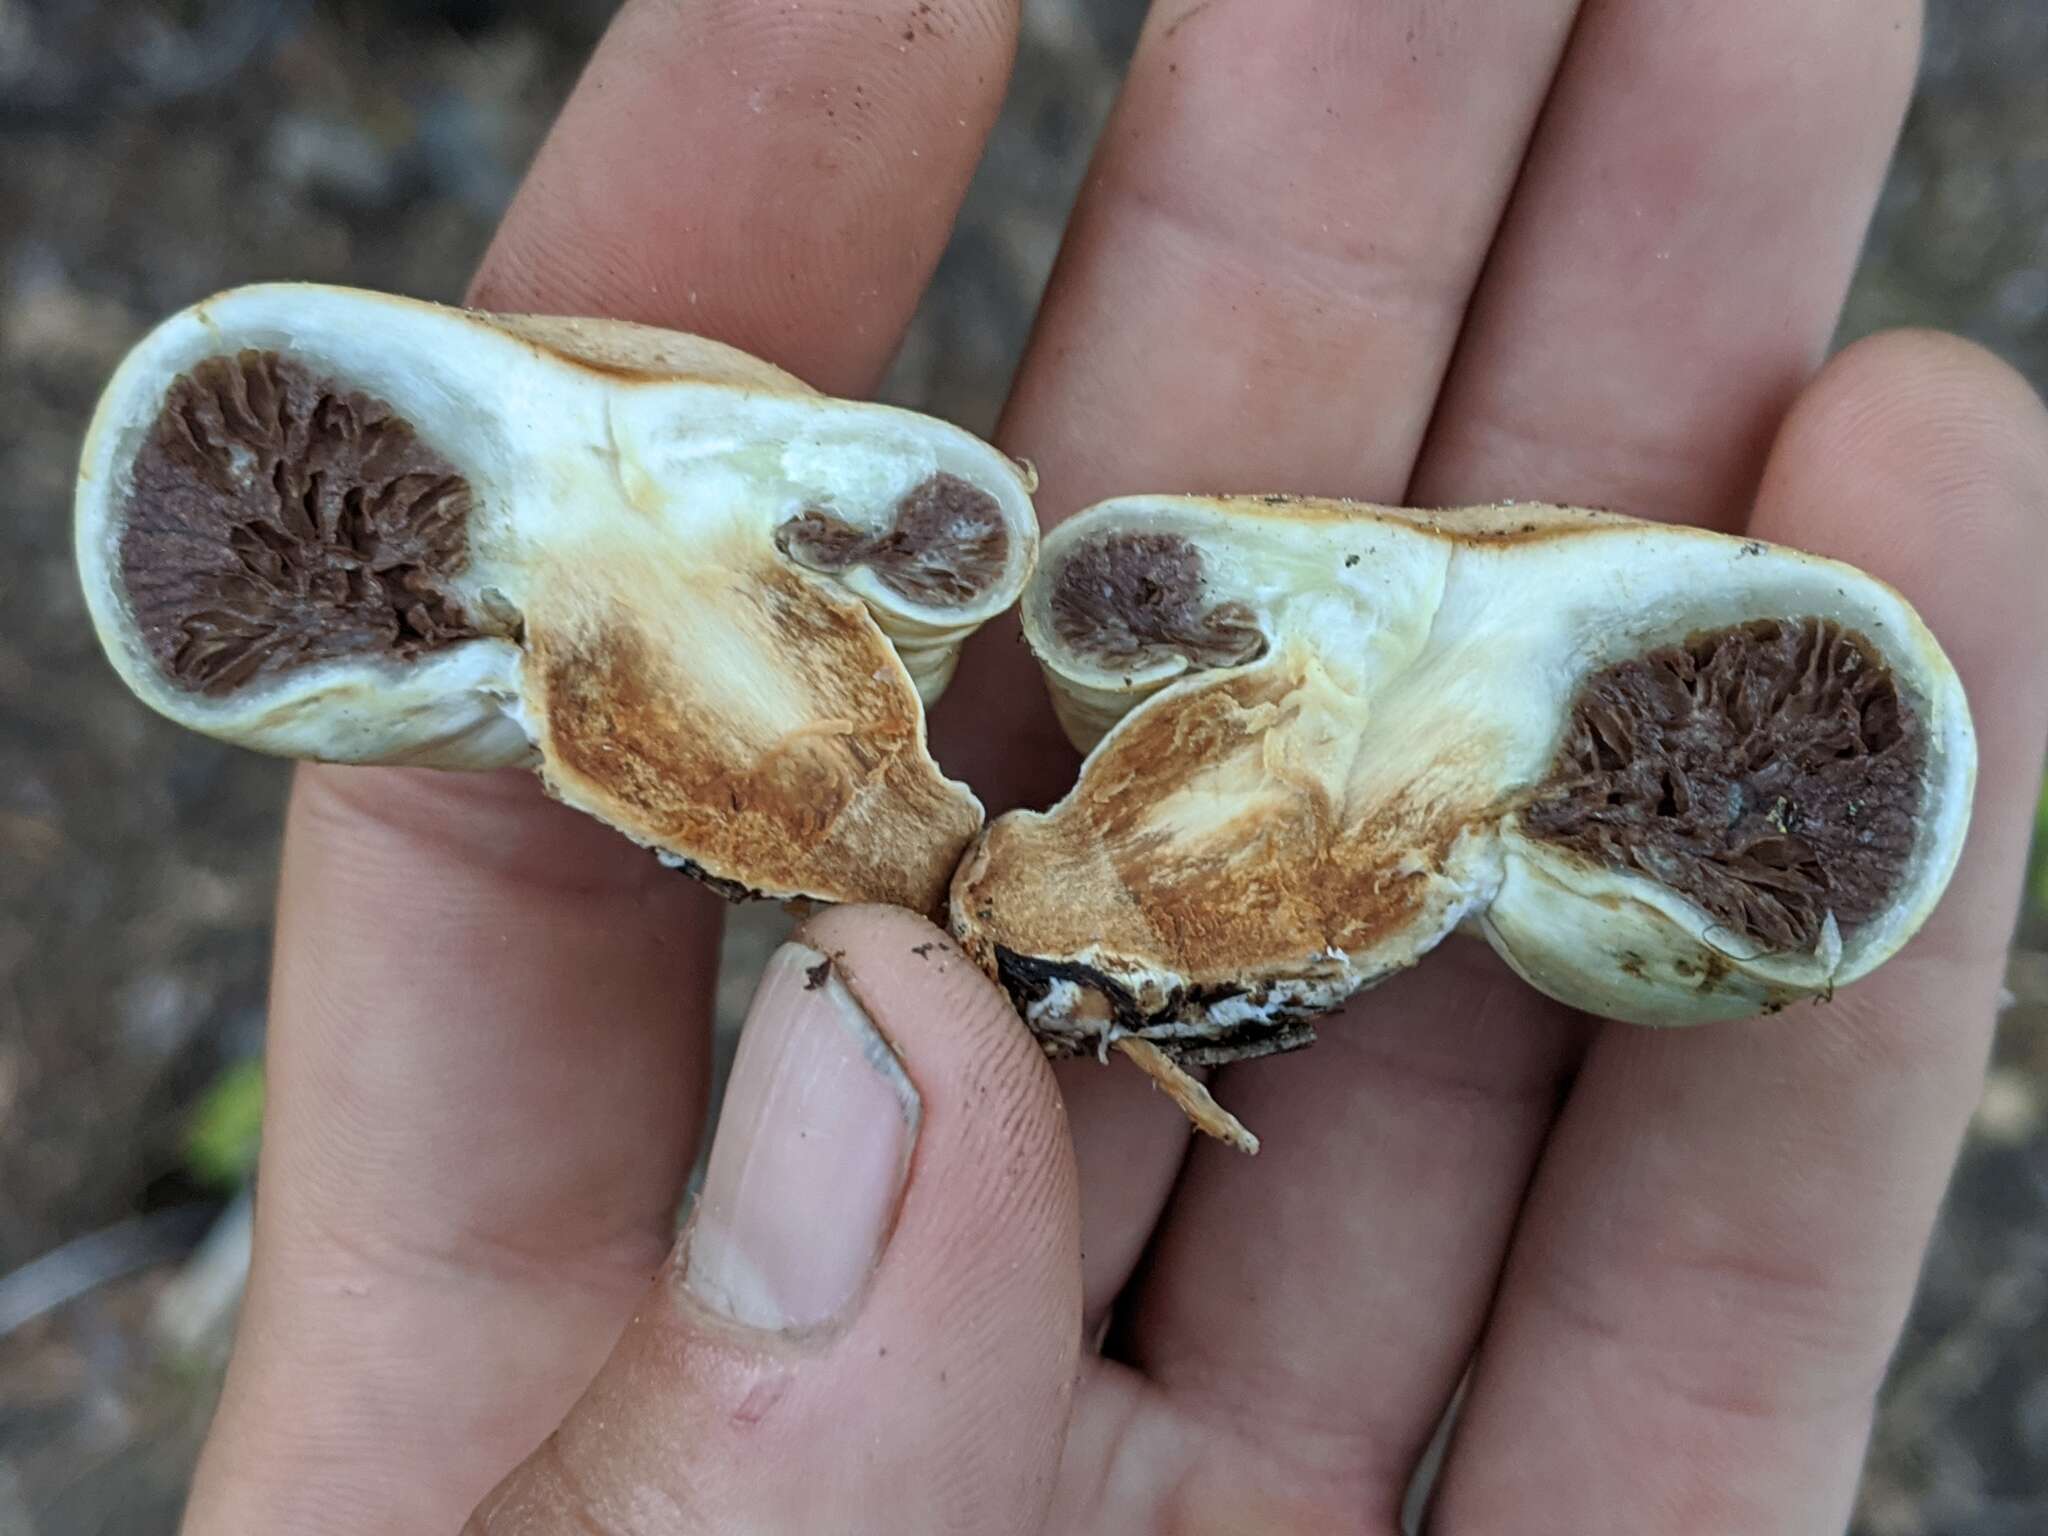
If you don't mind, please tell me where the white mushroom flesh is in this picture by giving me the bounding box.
[78,284,1039,914]
[952,495,1975,1061]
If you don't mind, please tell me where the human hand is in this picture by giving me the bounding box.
[181,3,2048,1532]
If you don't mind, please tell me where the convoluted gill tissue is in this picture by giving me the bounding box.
[951,496,1976,1151]
[77,284,1040,915]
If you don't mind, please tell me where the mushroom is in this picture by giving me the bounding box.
[77,283,1039,915]
[951,496,1976,1150]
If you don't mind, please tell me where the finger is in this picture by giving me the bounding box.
[190,768,718,1532]
[950,0,1583,1333]
[1432,334,2048,1532]
[1120,0,1925,1505]
[1413,0,1923,526]
[1114,955,1583,1507]
[465,907,1081,1534]
[473,0,1022,398]
[188,3,1022,1530]
[999,0,1580,515]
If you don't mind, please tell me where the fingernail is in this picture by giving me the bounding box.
[684,942,919,1332]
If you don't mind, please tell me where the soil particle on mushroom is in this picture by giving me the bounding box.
[1521,617,1926,954]
[117,349,500,694]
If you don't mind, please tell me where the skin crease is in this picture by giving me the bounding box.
[176,3,2048,1535]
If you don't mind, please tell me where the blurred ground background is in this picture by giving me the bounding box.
[0,1,2044,1530]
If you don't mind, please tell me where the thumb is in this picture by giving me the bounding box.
[465,905,1083,1534]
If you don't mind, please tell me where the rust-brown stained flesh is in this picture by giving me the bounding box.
[959,493,1976,1150]
[533,560,979,917]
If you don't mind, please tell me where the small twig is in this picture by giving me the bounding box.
[1115,1037,1259,1154]
[151,1187,254,1358]
[0,1204,216,1340]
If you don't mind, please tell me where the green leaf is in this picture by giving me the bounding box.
[184,1058,264,1189]
[2031,771,2048,921]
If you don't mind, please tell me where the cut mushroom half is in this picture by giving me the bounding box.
[77,283,1039,914]
[951,496,1976,1147]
